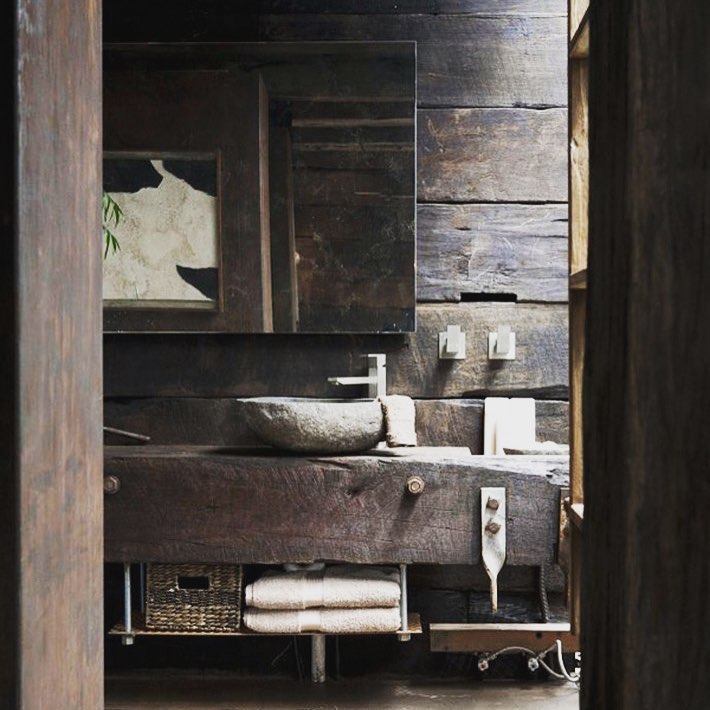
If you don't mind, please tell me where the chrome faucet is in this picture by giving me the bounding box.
[328,353,386,399]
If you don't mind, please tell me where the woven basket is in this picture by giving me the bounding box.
[146,563,243,632]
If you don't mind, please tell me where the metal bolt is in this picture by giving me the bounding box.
[486,497,500,511]
[104,475,121,495]
[485,521,501,534]
[406,476,425,495]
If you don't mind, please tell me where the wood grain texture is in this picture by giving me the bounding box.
[410,564,565,594]
[104,448,568,565]
[104,303,568,399]
[417,204,568,302]
[269,125,298,332]
[260,1,567,15]
[2,0,104,706]
[418,109,568,202]
[103,397,569,451]
[569,59,588,273]
[260,14,567,108]
[582,1,710,707]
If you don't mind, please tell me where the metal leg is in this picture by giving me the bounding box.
[122,562,134,646]
[311,635,326,683]
[139,563,146,613]
[399,563,410,642]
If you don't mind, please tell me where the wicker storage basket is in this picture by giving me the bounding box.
[146,563,243,632]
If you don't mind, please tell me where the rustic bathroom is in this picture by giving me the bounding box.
[9,0,706,708]
[97,3,577,706]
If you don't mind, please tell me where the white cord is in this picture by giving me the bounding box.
[478,639,580,686]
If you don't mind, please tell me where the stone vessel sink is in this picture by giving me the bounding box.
[238,397,386,454]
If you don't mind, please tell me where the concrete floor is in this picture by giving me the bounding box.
[105,674,579,709]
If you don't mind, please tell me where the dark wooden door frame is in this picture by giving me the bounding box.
[582,1,710,707]
[1,1,103,707]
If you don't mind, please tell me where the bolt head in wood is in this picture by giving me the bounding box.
[486,497,500,511]
[104,475,121,495]
[485,521,501,534]
[406,476,425,495]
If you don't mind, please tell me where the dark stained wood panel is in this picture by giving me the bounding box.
[103,1,259,42]
[3,0,103,706]
[104,448,568,566]
[418,108,568,202]
[260,14,567,108]
[103,397,569,451]
[260,1,566,15]
[104,303,568,399]
[418,204,568,302]
[582,0,710,707]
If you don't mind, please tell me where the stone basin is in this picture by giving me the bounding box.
[237,397,386,454]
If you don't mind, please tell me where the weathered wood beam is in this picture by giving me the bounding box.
[418,204,568,302]
[418,108,568,202]
[260,14,567,108]
[583,1,710,707]
[104,303,568,398]
[104,449,568,566]
[1,0,103,706]
[103,397,569,450]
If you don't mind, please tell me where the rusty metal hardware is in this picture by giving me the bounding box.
[406,476,425,495]
[104,475,121,495]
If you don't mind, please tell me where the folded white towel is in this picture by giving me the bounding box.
[243,607,401,634]
[484,397,536,455]
[378,395,417,447]
[245,565,400,610]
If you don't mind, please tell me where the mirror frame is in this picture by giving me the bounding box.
[103,42,416,334]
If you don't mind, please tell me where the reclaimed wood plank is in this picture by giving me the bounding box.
[260,15,567,107]
[104,44,416,104]
[104,449,568,565]
[418,204,568,302]
[418,108,568,202]
[103,397,569,451]
[104,303,569,399]
[260,1,566,15]
[430,622,578,653]
[570,59,589,274]
[2,0,103,706]
[410,564,566,594]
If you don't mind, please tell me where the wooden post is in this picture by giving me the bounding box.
[583,0,710,707]
[0,0,103,707]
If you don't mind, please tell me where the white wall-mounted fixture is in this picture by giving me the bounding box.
[439,324,466,359]
[328,353,386,398]
[488,324,516,360]
[481,487,506,613]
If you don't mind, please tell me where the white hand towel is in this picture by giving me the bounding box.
[378,395,417,447]
[484,397,536,455]
[243,607,401,634]
[244,565,401,610]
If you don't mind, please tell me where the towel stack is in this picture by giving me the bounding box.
[242,565,402,633]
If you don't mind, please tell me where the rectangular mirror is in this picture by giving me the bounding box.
[104,42,416,333]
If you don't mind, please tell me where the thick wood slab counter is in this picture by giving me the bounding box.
[104,447,568,566]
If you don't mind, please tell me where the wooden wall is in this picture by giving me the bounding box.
[103,0,568,673]
[103,0,569,418]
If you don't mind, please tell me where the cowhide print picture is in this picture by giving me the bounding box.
[103,154,219,308]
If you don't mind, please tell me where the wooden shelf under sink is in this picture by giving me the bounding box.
[109,612,422,638]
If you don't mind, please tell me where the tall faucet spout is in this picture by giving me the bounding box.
[328,354,386,399]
